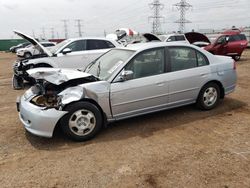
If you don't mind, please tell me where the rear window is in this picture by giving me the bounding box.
[229,34,246,42]
[175,35,185,41]
[239,34,247,40]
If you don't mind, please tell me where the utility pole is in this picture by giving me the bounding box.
[173,0,192,33]
[32,30,35,38]
[62,20,69,39]
[41,27,46,39]
[50,27,55,39]
[75,19,83,37]
[148,0,164,34]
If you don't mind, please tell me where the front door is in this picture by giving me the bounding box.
[110,48,169,119]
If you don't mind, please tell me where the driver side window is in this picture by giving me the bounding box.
[63,40,86,52]
[125,48,165,79]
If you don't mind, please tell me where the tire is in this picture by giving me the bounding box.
[196,83,220,110]
[12,75,24,90]
[24,52,32,59]
[233,55,240,61]
[60,101,103,141]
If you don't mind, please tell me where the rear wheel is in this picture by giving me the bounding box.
[60,102,103,141]
[196,83,220,110]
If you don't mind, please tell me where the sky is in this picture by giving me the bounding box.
[0,0,249,39]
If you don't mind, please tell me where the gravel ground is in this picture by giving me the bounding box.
[0,50,250,188]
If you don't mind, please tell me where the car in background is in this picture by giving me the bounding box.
[204,31,248,61]
[16,42,237,141]
[12,30,121,89]
[158,34,189,44]
[16,42,56,58]
[9,42,31,53]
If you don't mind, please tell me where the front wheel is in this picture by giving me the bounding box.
[24,52,32,59]
[233,55,240,61]
[60,102,103,141]
[196,83,220,110]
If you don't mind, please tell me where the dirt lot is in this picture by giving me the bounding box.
[0,51,250,188]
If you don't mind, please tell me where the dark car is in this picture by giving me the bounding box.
[204,31,248,61]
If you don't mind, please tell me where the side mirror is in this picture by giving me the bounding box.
[119,70,134,81]
[62,48,72,54]
[167,38,172,42]
[225,37,229,42]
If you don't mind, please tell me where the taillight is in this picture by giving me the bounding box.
[233,61,236,70]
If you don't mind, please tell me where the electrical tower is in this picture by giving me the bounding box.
[173,0,192,33]
[75,19,83,37]
[62,20,69,39]
[41,27,46,39]
[148,0,164,34]
[50,28,55,39]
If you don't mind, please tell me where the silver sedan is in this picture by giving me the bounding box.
[17,42,237,141]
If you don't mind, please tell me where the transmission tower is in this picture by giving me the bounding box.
[50,27,55,39]
[62,20,69,39]
[173,0,192,33]
[148,0,164,34]
[75,19,84,37]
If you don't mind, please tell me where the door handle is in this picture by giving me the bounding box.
[200,73,208,77]
[156,82,164,87]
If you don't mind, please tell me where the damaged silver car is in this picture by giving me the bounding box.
[17,42,237,141]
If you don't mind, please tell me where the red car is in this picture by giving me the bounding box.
[204,30,248,61]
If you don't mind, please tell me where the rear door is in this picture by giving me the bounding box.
[85,39,115,62]
[110,47,169,119]
[167,46,210,107]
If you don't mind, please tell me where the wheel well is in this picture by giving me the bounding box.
[34,63,53,68]
[63,99,108,126]
[202,80,225,99]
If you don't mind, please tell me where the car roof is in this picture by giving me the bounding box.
[69,37,115,41]
[122,42,193,52]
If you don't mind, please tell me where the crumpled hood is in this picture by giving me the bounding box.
[27,68,93,85]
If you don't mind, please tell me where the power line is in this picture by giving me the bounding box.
[148,0,164,34]
[62,19,69,39]
[173,0,192,33]
[75,19,84,37]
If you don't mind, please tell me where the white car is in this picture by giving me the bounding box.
[12,30,121,89]
[158,34,189,44]
[16,42,56,58]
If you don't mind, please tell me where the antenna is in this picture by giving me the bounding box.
[148,0,164,34]
[173,0,192,33]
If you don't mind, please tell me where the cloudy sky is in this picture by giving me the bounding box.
[0,0,249,39]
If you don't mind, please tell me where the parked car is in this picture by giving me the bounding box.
[158,34,189,44]
[9,42,31,53]
[16,42,237,141]
[16,42,56,58]
[204,31,248,61]
[12,30,120,89]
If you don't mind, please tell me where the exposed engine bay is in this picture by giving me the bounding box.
[30,76,99,109]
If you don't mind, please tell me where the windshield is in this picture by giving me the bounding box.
[87,49,135,80]
[207,34,221,44]
[49,39,70,54]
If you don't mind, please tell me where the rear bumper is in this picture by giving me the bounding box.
[17,94,67,138]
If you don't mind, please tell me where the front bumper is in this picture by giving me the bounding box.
[17,92,67,138]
